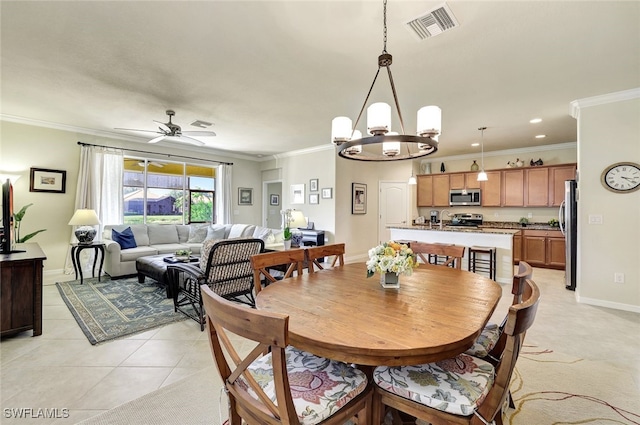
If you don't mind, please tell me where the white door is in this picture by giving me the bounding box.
[379,182,408,244]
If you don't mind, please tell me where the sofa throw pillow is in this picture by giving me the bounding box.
[205,226,226,241]
[112,227,137,249]
[187,224,209,243]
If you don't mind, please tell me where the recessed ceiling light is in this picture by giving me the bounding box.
[471,143,480,147]
[530,118,542,124]
[535,134,546,139]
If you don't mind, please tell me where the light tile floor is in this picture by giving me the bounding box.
[1,267,639,424]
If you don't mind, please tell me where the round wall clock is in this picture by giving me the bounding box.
[600,162,640,193]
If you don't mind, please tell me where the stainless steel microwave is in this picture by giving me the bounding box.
[449,189,481,206]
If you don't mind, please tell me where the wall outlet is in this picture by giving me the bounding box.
[588,214,603,224]
[614,273,625,284]
[527,213,533,218]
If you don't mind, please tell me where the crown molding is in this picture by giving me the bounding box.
[570,87,640,118]
[271,144,334,160]
[419,142,577,164]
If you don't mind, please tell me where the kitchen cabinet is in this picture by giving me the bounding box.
[520,229,564,269]
[417,174,449,207]
[513,233,522,264]
[503,169,525,206]
[449,173,481,190]
[432,175,450,206]
[481,171,502,206]
[549,164,577,206]
[417,175,433,207]
[525,167,549,206]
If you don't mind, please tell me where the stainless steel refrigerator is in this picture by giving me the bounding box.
[559,180,577,290]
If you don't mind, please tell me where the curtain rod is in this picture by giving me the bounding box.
[77,141,233,165]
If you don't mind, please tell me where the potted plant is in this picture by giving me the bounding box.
[14,203,46,243]
[174,249,192,261]
[366,241,418,288]
[548,218,559,228]
[283,227,292,250]
[519,217,529,227]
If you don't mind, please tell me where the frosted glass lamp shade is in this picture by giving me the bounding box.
[68,209,101,244]
[367,102,391,135]
[417,106,442,137]
[477,171,488,182]
[382,141,401,157]
[331,116,353,143]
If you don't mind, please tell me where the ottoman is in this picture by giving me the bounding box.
[136,255,199,298]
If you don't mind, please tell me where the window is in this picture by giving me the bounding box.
[123,158,215,225]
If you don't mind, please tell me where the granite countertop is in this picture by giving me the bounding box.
[397,221,562,235]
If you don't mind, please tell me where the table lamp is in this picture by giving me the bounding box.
[68,209,101,244]
[289,210,307,247]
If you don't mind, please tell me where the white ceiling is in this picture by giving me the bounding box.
[1,1,639,159]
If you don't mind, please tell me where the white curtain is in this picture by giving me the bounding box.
[216,164,232,224]
[64,145,124,274]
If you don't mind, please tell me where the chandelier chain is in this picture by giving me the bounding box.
[382,0,388,53]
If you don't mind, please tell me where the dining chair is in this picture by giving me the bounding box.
[465,261,533,360]
[250,249,305,295]
[200,284,373,425]
[372,278,540,425]
[410,241,465,269]
[306,243,345,272]
[167,238,264,330]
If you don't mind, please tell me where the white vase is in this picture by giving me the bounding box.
[380,272,400,289]
[283,240,292,250]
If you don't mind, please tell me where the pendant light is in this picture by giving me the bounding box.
[477,127,488,182]
[331,0,441,161]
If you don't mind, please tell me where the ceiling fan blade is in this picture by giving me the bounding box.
[148,135,166,144]
[176,135,206,146]
[183,130,216,137]
[153,120,171,132]
[114,127,162,135]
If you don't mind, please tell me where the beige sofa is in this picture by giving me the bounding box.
[103,223,283,277]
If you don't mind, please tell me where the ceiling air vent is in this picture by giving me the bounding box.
[405,3,459,40]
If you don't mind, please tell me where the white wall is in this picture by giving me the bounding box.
[0,121,263,274]
[573,89,640,312]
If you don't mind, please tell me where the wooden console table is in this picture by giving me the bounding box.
[0,243,47,337]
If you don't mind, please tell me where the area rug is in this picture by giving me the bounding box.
[56,276,187,345]
[77,345,640,425]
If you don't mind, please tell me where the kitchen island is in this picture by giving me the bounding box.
[390,226,521,284]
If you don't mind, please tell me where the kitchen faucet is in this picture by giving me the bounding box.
[439,209,451,229]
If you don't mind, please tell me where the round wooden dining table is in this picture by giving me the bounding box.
[256,262,502,367]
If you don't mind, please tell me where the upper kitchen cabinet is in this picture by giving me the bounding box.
[450,173,481,190]
[549,164,577,206]
[524,167,549,206]
[503,169,525,206]
[432,174,450,206]
[417,175,433,207]
[480,171,502,206]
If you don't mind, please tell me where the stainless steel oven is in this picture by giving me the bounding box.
[449,189,481,206]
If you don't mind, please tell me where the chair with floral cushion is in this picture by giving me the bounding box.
[200,284,373,425]
[465,261,533,361]
[410,241,465,269]
[372,278,540,425]
[167,238,264,330]
[305,243,345,272]
[250,249,305,294]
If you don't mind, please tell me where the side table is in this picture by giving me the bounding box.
[71,241,105,284]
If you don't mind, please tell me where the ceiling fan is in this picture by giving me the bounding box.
[115,110,216,146]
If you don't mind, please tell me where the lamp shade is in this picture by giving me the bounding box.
[68,209,100,226]
[289,210,307,229]
[367,102,391,135]
[331,116,353,143]
[417,106,442,137]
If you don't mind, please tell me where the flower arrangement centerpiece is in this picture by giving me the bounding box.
[366,241,418,288]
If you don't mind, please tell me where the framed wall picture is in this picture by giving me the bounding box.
[321,187,333,199]
[291,184,305,204]
[238,187,253,205]
[352,183,367,214]
[309,178,319,192]
[29,167,66,193]
[309,193,319,204]
[269,194,280,206]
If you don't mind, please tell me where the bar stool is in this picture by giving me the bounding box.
[468,246,497,280]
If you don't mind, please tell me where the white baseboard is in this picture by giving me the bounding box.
[577,295,640,314]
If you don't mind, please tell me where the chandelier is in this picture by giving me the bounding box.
[331,0,441,161]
